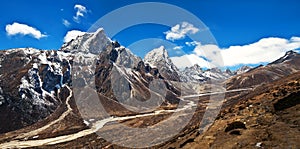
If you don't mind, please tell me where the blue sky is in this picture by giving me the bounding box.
[1,0,300,68]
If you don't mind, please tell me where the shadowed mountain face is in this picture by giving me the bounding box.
[0,49,70,133]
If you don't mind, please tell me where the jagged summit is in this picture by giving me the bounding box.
[144,46,169,65]
[60,28,111,54]
[180,64,206,82]
[235,65,252,75]
[144,46,180,81]
[187,64,203,71]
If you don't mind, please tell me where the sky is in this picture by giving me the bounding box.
[1,0,300,69]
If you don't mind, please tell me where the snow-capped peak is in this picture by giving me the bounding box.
[60,28,111,55]
[179,64,206,82]
[144,46,180,81]
[81,28,112,54]
[235,65,252,75]
[144,46,169,65]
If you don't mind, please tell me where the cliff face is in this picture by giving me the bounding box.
[0,49,71,133]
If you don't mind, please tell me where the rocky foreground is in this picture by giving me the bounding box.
[166,72,300,149]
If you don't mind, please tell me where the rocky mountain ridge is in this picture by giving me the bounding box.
[226,50,300,90]
[0,28,180,133]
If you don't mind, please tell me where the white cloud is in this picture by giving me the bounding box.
[220,37,300,66]
[173,46,183,50]
[170,54,211,69]
[170,36,300,68]
[64,30,86,42]
[62,19,71,27]
[5,22,47,39]
[165,22,199,41]
[193,43,224,67]
[291,36,300,42]
[185,41,200,46]
[73,4,87,23]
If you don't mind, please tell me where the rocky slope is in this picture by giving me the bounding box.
[157,52,300,148]
[0,48,72,133]
[226,50,300,90]
[174,71,300,149]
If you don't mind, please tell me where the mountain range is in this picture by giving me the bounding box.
[0,28,299,148]
[0,28,247,133]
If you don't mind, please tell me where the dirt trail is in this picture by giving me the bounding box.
[180,88,252,98]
